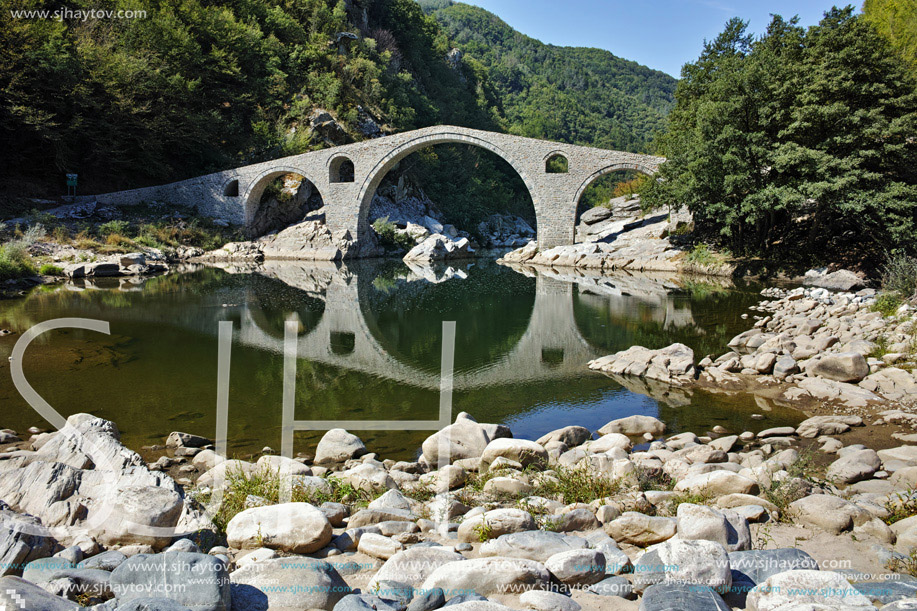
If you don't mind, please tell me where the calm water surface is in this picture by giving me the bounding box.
[0,259,804,460]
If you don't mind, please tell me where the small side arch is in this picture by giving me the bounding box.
[223,178,240,197]
[545,152,569,174]
[329,155,355,183]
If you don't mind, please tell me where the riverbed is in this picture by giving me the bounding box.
[0,259,804,459]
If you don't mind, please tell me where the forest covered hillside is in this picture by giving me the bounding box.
[0,0,505,197]
[418,0,677,152]
[0,0,676,204]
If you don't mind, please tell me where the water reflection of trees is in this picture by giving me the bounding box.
[359,260,536,374]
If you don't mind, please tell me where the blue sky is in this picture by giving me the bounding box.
[460,0,851,77]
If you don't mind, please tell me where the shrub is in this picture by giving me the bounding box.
[872,292,904,317]
[99,220,130,236]
[52,226,70,243]
[882,254,917,299]
[372,216,415,251]
[38,263,64,276]
[884,489,917,526]
[20,223,46,245]
[0,242,37,280]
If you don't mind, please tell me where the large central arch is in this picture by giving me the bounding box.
[355,130,541,239]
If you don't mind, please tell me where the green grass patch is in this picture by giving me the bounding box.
[38,263,63,276]
[194,465,383,533]
[872,292,904,317]
[685,243,731,268]
[531,464,624,505]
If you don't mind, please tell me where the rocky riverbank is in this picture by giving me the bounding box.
[589,284,917,422]
[4,404,917,610]
[496,199,733,277]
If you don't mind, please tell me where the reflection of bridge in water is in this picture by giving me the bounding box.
[234,262,600,391]
[74,261,709,392]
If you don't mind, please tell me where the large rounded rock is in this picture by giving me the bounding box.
[226,502,332,553]
[255,455,311,477]
[229,557,350,610]
[632,539,731,594]
[810,352,869,383]
[368,546,465,590]
[0,576,79,610]
[481,439,548,471]
[673,470,759,496]
[604,512,676,546]
[598,415,665,437]
[421,413,509,465]
[535,426,591,448]
[728,548,819,593]
[348,507,416,528]
[93,486,183,550]
[479,531,590,562]
[419,557,550,600]
[789,494,871,534]
[0,509,59,577]
[339,463,396,493]
[640,583,729,611]
[356,533,402,560]
[747,569,872,610]
[457,509,536,543]
[826,449,881,484]
[314,429,366,465]
[795,415,862,438]
[544,549,605,586]
[676,503,751,552]
[520,590,581,611]
[110,552,229,611]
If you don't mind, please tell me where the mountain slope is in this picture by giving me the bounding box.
[418,0,677,152]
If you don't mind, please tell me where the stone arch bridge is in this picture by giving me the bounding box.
[85,126,664,249]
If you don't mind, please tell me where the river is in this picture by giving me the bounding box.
[0,259,804,460]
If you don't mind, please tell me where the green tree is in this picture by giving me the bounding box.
[863,0,917,70]
[645,8,917,263]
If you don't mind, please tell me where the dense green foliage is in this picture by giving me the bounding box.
[0,0,502,194]
[863,0,917,70]
[0,242,35,280]
[418,0,676,152]
[382,144,535,230]
[644,8,917,265]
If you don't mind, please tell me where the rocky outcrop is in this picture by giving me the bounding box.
[588,343,696,385]
[588,285,917,412]
[499,199,718,275]
[403,234,473,264]
[64,252,167,278]
[803,267,867,291]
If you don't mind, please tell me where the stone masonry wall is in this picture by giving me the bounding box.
[79,126,663,249]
